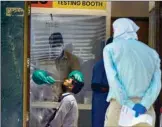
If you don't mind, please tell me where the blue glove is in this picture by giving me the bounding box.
[133,103,147,117]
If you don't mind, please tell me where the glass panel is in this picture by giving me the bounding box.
[30,13,106,126]
[30,14,106,103]
[1,1,24,127]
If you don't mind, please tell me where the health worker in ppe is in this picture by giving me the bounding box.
[42,32,80,101]
[103,18,161,127]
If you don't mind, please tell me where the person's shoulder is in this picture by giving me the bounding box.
[137,40,157,52]
[137,40,160,59]
[150,48,160,59]
[62,94,76,103]
[103,43,114,53]
[65,51,79,61]
[65,50,76,57]
[93,59,104,69]
[61,94,77,110]
[63,94,77,107]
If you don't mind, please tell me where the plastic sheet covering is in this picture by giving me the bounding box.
[1,1,24,127]
[30,14,106,127]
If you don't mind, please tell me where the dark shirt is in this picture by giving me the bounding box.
[91,59,109,92]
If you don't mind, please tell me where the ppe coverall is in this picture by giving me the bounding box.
[103,18,161,127]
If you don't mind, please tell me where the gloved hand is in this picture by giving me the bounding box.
[32,70,56,85]
[133,103,147,117]
[68,70,84,83]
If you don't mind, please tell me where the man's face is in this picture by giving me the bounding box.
[63,78,73,86]
[49,33,64,59]
[63,78,73,91]
[49,43,64,58]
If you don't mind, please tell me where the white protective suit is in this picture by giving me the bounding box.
[103,18,161,127]
[103,18,161,110]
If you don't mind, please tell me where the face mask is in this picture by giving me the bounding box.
[49,44,64,59]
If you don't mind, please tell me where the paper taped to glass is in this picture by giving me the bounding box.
[118,105,153,127]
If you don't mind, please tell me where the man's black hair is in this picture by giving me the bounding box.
[71,79,84,94]
[49,32,63,47]
[106,37,113,45]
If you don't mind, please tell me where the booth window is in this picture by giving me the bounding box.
[30,14,106,106]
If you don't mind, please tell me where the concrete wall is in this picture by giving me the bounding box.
[111,1,149,17]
